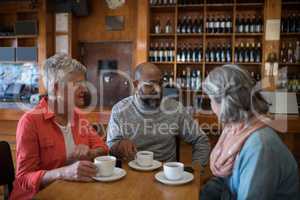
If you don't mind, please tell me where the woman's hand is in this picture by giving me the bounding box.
[71,144,91,161]
[60,161,97,182]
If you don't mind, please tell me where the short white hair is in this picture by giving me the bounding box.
[42,53,87,94]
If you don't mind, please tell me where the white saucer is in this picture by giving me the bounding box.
[92,167,126,182]
[128,160,162,171]
[155,171,194,186]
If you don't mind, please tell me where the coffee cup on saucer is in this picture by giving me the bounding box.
[94,156,116,177]
[135,151,154,167]
[163,162,184,181]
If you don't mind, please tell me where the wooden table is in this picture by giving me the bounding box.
[35,163,200,200]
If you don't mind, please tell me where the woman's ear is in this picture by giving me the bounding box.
[133,80,139,89]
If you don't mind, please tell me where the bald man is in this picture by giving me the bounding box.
[106,62,210,167]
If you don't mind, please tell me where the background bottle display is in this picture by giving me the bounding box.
[176,68,202,90]
[205,42,232,63]
[234,42,262,63]
[206,14,232,33]
[153,18,173,34]
[149,42,175,62]
[280,41,300,64]
[177,16,203,34]
[236,14,263,33]
[177,43,202,63]
[281,13,300,33]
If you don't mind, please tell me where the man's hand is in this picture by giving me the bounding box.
[111,139,137,161]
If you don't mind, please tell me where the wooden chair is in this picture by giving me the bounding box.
[0,141,15,200]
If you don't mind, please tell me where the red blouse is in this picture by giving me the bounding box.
[10,98,109,200]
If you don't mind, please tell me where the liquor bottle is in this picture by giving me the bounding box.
[163,71,169,87]
[244,42,250,63]
[186,16,193,33]
[215,44,221,62]
[225,15,232,33]
[164,42,170,62]
[255,42,262,63]
[153,43,159,62]
[186,68,191,89]
[221,44,226,62]
[220,15,225,33]
[197,16,203,33]
[192,17,198,33]
[177,45,182,62]
[213,15,220,33]
[249,15,255,33]
[250,42,255,63]
[206,43,211,62]
[234,43,239,63]
[280,42,287,63]
[210,44,216,62]
[226,43,231,62]
[295,41,300,63]
[177,17,182,33]
[255,15,263,33]
[239,42,245,63]
[182,43,188,62]
[208,15,214,33]
[165,18,172,33]
[154,18,161,34]
[287,42,295,63]
[169,71,174,88]
[186,43,192,62]
[182,70,187,88]
[170,42,175,62]
[149,43,154,62]
[244,14,250,33]
[236,15,242,33]
[195,70,202,91]
[181,16,187,33]
[159,42,165,62]
[297,14,300,33]
[290,13,296,33]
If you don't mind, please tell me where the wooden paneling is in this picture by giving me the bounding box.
[77,0,137,43]
[135,0,150,67]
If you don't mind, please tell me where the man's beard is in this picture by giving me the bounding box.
[137,89,162,110]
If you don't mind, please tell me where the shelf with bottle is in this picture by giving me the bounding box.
[175,67,203,92]
[205,14,233,34]
[280,12,300,34]
[177,15,204,35]
[234,41,262,64]
[177,43,203,64]
[150,0,176,9]
[280,40,300,65]
[205,42,232,64]
[149,41,176,63]
[235,14,264,34]
[151,16,175,35]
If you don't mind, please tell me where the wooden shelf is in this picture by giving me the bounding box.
[235,33,264,36]
[177,62,203,65]
[177,4,205,8]
[150,33,175,37]
[206,3,234,7]
[177,33,203,37]
[236,3,264,7]
[206,33,232,37]
[280,33,300,36]
[279,63,300,66]
[0,35,38,39]
[235,62,262,65]
[151,62,174,64]
[205,62,232,65]
[282,1,300,6]
[0,61,37,64]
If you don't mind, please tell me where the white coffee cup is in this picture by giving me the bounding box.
[94,156,116,177]
[163,162,184,181]
[135,151,154,167]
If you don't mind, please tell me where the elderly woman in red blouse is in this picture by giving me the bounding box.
[10,54,109,200]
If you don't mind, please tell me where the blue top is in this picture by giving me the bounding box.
[226,127,299,200]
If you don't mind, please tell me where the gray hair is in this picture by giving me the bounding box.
[42,53,86,94]
[203,64,269,124]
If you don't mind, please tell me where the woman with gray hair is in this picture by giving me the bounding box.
[10,54,109,200]
[201,65,299,200]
